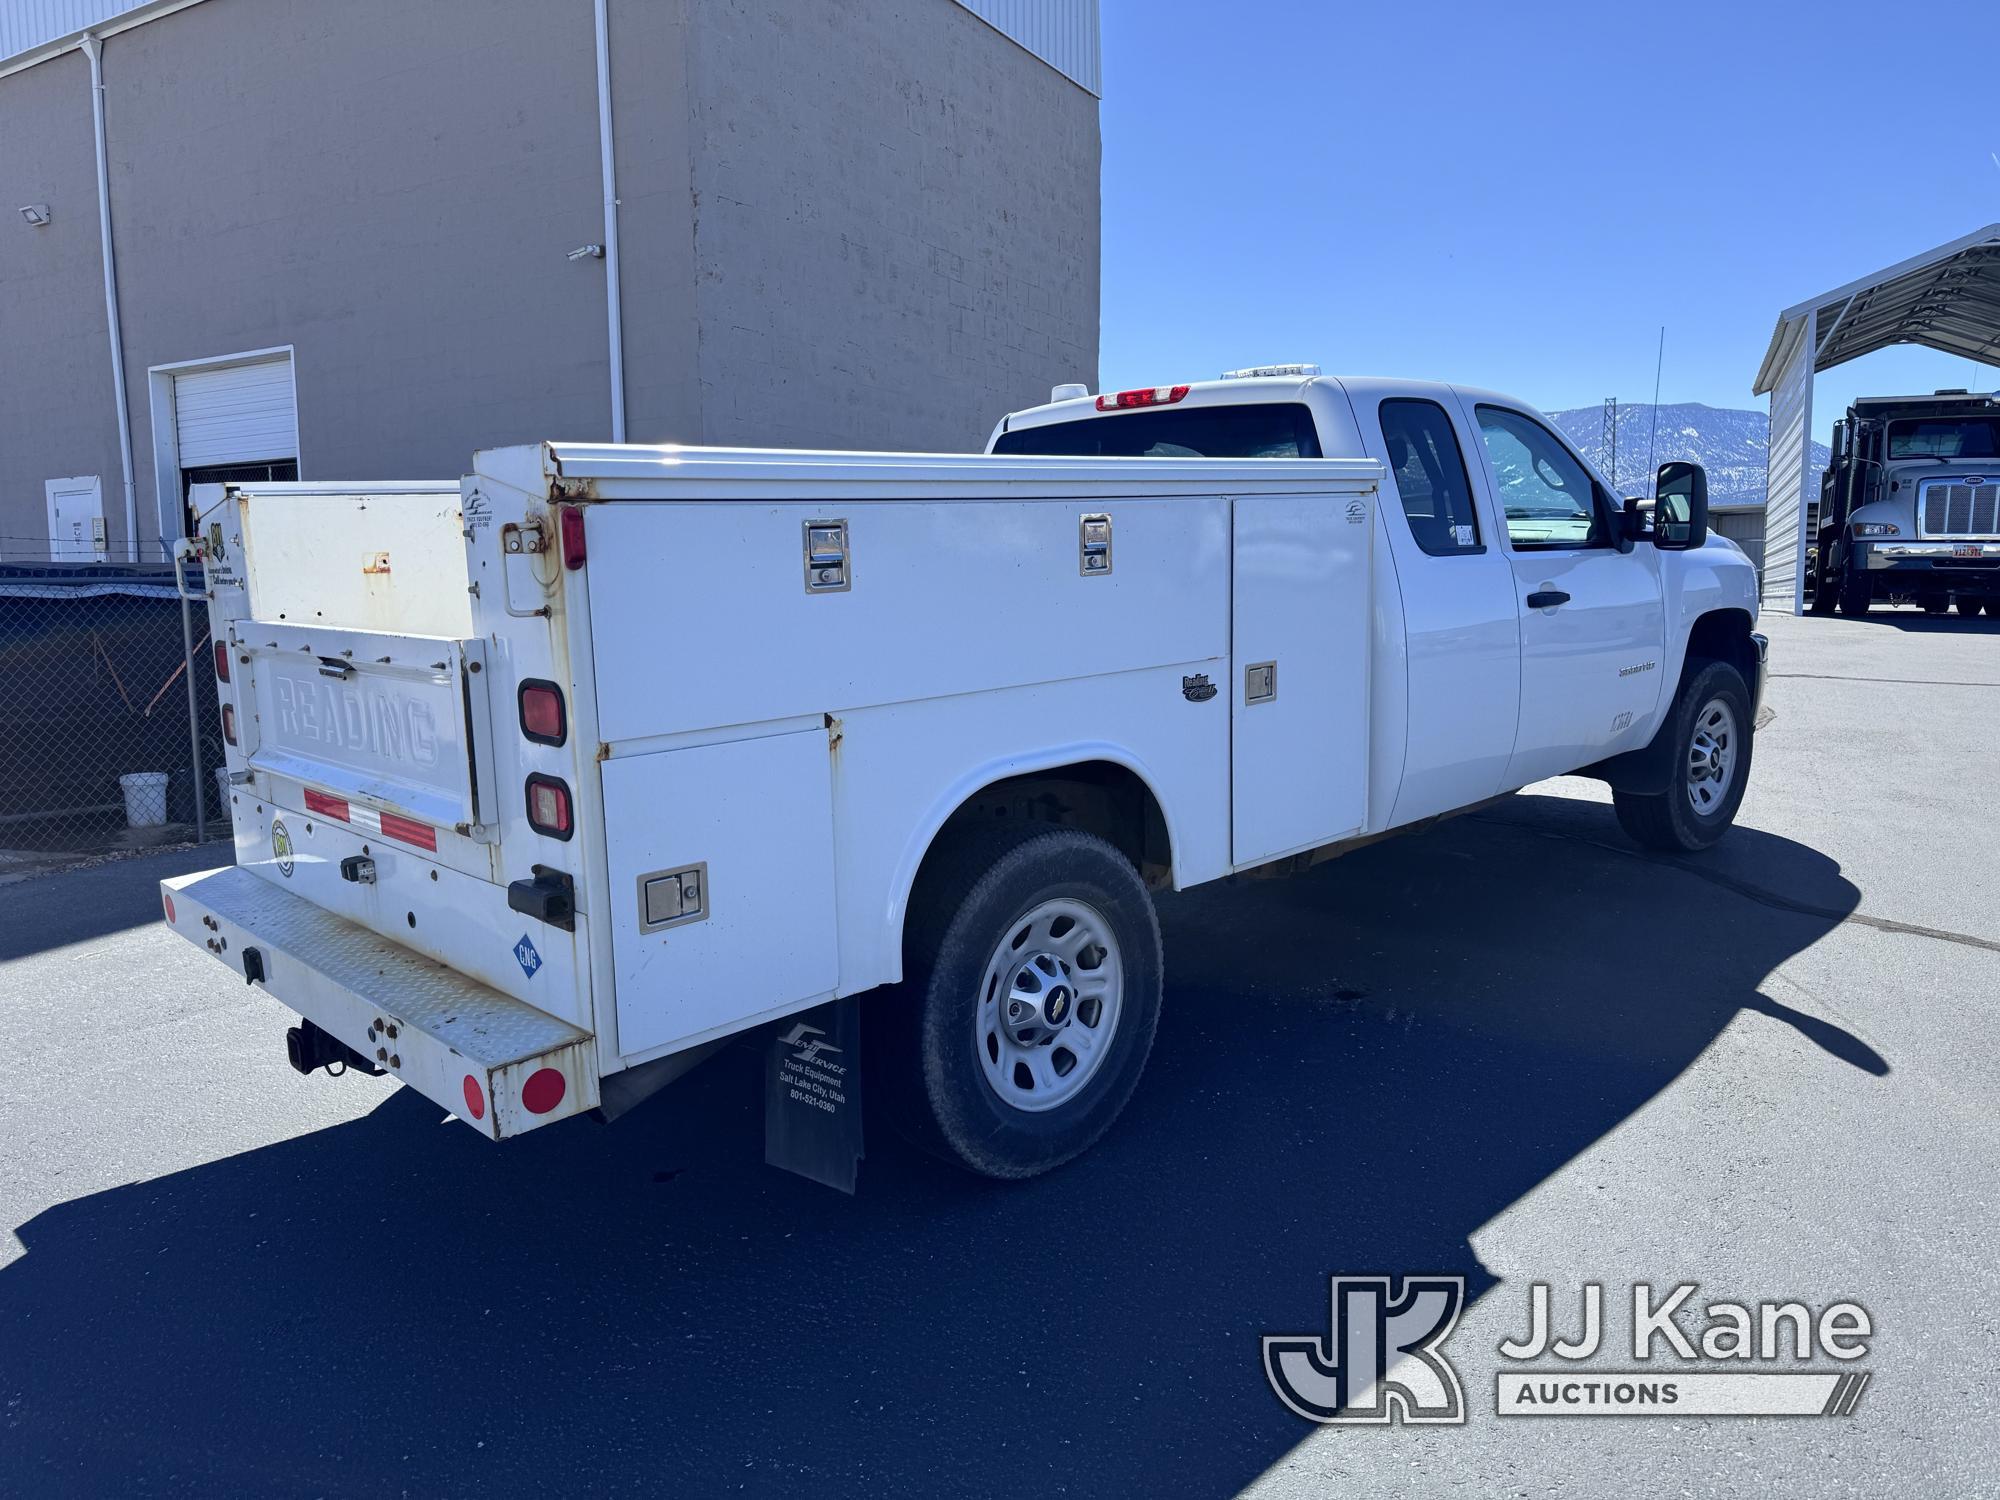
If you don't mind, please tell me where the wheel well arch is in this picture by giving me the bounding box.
[888,756,1176,973]
[1683,606,1758,689]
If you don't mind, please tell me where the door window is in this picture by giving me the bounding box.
[1475,406,1606,550]
[1380,399,1481,555]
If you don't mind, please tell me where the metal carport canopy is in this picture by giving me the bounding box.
[1754,222,2000,613]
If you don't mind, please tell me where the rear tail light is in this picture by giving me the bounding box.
[525,774,574,840]
[559,506,587,570]
[518,679,567,746]
[221,703,238,746]
[213,641,230,682]
[1095,384,1190,412]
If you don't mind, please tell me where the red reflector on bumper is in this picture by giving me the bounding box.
[380,812,438,851]
[304,788,350,822]
[522,1067,567,1114]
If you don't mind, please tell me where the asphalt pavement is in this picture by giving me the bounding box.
[2,605,1996,1497]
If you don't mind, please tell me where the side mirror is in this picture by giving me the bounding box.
[1620,494,1655,544]
[1653,461,1708,550]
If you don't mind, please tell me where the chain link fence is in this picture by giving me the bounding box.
[0,549,228,862]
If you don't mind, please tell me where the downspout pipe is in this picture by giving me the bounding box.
[592,0,627,443]
[80,33,141,562]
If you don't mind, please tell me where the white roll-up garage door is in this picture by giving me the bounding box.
[173,357,298,468]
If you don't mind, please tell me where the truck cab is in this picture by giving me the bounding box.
[1809,389,2000,617]
[989,367,1765,842]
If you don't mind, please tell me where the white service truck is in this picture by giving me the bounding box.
[164,378,1763,1184]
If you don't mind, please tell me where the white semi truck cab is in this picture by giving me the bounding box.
[1807,389,2000,617]
[164,413,1763,1186]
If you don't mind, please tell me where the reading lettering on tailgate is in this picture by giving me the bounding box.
[271,673,443,771]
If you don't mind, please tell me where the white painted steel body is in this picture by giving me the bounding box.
[165,423,1752,1142]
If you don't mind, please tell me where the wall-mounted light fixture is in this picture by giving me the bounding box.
[567,243,605,262]
[20,204,51,227]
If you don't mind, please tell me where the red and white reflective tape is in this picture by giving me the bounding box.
[303,787,438,852]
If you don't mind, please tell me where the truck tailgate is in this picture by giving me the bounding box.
[231,621,497,839]
[163,865,597,1138]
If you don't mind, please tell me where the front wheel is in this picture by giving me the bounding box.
[873,826,1164,1179]
[1835,560,1873,617]
[1612,660,1754,854]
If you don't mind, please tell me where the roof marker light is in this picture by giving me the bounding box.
[1095,385,1190,412]
[1220,363,1322,380]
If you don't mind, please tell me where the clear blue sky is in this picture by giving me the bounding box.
[1096,0,2000,441]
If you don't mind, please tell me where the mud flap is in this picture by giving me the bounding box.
[764,998,863,1193]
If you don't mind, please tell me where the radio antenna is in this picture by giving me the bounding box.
[1646,326,1666,495]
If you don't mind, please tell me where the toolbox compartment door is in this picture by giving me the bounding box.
[600,727,840,1058]
[1230,491,1374,865]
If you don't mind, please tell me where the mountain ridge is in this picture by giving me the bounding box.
[1546,401,1828,509]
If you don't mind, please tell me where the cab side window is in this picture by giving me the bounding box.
[1380,399,1481,556]
[1475,405,1607,550]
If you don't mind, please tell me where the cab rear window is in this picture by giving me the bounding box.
[992,403,1322,458]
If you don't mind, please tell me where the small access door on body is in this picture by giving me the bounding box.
[1229,489,1374,866]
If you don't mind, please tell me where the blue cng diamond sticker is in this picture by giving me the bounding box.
[514,934,543,979]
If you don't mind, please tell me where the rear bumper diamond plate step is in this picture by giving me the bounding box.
[162,865,596,1139]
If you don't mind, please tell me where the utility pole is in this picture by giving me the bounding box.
[1603,397,1618,492]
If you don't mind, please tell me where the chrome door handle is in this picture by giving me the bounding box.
[1526,589,1570,609]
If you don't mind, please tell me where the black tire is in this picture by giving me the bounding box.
[1922,595,1950,616]
[1834,559,1872,617]
[1612,659,1754,854]
[1956,595,1984,617]
[871,825,1164,1179]
[1807,556,1838,614]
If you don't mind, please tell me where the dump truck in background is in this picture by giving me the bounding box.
[1809,389,2000,617]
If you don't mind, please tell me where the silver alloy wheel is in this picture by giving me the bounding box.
[975,897,1123,1114]
[1685,697,1739,816]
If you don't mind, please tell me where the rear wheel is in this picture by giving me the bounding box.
[1922,594,1950,615]
[872,825,1163,1179]
[1612,660,1754,854]
[1956,595,1984,617]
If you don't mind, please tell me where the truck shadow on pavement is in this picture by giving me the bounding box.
[0,797,1878,1497]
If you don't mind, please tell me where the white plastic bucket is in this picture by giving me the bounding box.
[215,767,234,820]
[119,771,170,828]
